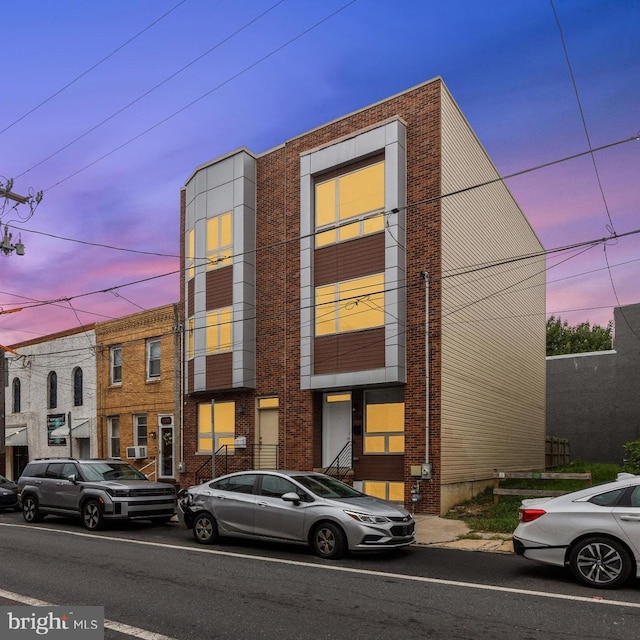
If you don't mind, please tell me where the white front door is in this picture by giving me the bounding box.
[322,392,352,467]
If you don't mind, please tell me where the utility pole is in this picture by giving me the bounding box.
[0,177,43,256]
[0,177,43,477]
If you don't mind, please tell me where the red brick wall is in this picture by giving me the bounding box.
[180,79,443,512]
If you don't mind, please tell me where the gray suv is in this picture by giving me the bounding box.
[18,458,176,531]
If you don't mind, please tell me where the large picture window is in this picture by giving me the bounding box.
[198,401,236,453]
[316,274,384,336]
[207,212,232,269]
[364,388,404,454]
[315,161,384,247]
[207,308,232,353]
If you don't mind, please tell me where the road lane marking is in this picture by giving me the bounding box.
[3,522,639,610]
[0,587,178,639]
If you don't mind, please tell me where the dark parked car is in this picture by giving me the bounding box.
[178,469,415,559]
[0,475,20,511]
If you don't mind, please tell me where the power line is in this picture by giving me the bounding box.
[550,0,616,236]
[0,0,190,137]
[40,0,359,193]
[14,0,286,180]
[8,133,638,263]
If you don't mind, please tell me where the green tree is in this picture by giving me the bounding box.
[546,315,613,356]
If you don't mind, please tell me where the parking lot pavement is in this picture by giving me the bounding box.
[413,515,513,553]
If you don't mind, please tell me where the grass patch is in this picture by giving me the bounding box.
[444,462,622,534]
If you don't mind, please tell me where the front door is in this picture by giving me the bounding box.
[322,392,352,467]
[158,425,174,479]
[256,398,279,469]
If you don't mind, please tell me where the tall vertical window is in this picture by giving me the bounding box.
[47,371,57,409]
[363,388,404,454]
[198,401,236,453]
[187,318,194,359]
[147,338,161,379]
[110,345,122,385]
[134,414,148,447]
[73,367,83,406]
[12,378,21,413]
[315,274,385,336]
[207,212,232,269]
[206,308,232,353]
[186,228,195,280]
[315,161,385,247]
[108,416,120,457]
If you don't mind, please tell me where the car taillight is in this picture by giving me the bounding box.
[519,508,546,523]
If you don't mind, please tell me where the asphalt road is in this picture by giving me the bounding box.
[1,509,639,640]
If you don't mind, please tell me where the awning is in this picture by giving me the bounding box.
[50,421,90,439]
[5,427,28,446]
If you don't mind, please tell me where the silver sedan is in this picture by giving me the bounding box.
[513,473,640,588]
[178,470,415,559]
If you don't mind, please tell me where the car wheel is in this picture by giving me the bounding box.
[569,536,633,589]
[22,495,44,523]
[312,522,346,559]
[192,512,219,545]
[82,500,105,531]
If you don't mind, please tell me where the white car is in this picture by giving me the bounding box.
[513,473,640,588]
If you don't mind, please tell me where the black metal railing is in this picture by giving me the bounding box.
[253,444,278,469]
[324,441,352,481]
[194,445,230,485]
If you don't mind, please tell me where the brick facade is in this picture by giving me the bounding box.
[178,77,546,513]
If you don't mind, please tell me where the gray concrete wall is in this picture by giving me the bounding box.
[546,303,640,464]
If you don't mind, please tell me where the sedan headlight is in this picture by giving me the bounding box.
[344,510,390,524]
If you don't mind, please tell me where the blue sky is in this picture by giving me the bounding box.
[1,0,638,345]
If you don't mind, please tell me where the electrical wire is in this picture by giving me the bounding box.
[0,0,190,137]
[14,0,287,180]
[39,0,359,193]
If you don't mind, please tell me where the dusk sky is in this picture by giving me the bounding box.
[1,0,638,347]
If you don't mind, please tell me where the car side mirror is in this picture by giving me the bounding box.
[281,492,301,504]
[67,474,77,484]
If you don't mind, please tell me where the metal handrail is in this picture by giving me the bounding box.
[138,459,156,481]
[195,445,229,484]
[324,440,352,481]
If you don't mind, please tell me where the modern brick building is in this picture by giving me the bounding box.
[179,77,546,513]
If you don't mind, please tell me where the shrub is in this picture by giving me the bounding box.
[623,440,640,474]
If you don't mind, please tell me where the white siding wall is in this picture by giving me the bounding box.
[5,330,98,470]
[439,88,546,489]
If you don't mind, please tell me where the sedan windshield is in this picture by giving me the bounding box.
[293,475,363,499]
[79,462,147,482]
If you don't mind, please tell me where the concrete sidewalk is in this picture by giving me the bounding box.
[413,515,513,553]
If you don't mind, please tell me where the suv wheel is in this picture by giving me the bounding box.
[82,500,105,531]
[22,495,44,523]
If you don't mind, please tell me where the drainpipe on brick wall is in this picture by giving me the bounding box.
[421,271,430,473]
